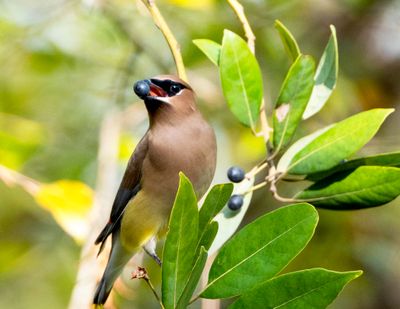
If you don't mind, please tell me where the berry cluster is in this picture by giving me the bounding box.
[226,166,245,211]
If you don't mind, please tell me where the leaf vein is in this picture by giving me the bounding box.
[274,276,349,308]
[301,178,400,202]
[206,214,315,290]
[288,121,373,171]
[231,45,254,129]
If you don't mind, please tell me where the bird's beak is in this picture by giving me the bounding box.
[133,79,169,104]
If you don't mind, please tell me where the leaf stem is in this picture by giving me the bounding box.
[188,293,201,305]
[140,0,188,82]
[132,266,165,308]
[145,277,165,309]
[227,0,271,143]
[243,180,267,195]
[245,161,268,179]
[268,170,307,203]
[260,101,273,144]
[270,181,297,203]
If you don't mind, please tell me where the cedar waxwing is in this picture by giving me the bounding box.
[93,75,217,305]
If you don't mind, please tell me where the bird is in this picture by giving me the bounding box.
[93,75,217,305]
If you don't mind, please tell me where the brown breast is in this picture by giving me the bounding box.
[141,112,216,210]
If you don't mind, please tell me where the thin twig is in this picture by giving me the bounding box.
[269,181,297,203]
[140,0,188,81]
[227,0,255,53]
[132,267,165,309]
[245,161,268,179]
[268,161,297,203]
[0,164,40,195]
[266,154,296,203]
[145,278,164,309]
[268,168,305,203]
[227,0,271,145]
[242,180,267,195]
[258,102,273,146]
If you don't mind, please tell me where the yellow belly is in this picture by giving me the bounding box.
[119,191,167,251]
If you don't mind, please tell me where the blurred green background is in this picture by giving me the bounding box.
[1,0,400,308]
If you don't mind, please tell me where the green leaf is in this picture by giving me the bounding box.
[193,39,221,66]
[284,108,394,175]
[196,184,232,256]
[201,203,318,299]
[176,247,208,309]
[220,30,263,129]
[209,176,255,256]
[162,173,199,309]
[230,268,362,309]
[277,125,333,173]
[296,166,400,209]
[199,183,233,232]
[197,221,218,252]
[306,151,400,181]
[303,25,339,119]
[274,20,300,62]
[273,55,315,152]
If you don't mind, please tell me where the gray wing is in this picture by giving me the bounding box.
[94,133,149,254]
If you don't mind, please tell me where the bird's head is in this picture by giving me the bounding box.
[133,75,196,117]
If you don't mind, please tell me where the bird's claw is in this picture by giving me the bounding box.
[143,246,162,266]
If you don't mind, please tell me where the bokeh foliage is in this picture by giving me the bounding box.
[1,0,400,308]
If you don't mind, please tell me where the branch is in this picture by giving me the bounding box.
[68,51,149,307]
[132,267,165,309]
[268,166,305,203]
[69,2,187,306]
[140,0,188,81]
[245,160,268,179]
[68,110,121,309]
[269,181,297,203]
[227,0,271,145]
[227,0,255,53]
[242,180,267,195]
[0,164,40,196]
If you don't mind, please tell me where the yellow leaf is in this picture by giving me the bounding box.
[34,180,94,242]
[167,0,214,10]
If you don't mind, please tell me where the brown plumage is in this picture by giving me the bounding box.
[93,75,216,305]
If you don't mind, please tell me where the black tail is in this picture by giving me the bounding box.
[93,276,112,305]
[95,224,113,256]
[93,231,132,306]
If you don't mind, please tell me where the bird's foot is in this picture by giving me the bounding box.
[143,237,162,266]
[143,246,162,266]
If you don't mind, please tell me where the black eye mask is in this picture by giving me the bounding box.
[150,79,186,97]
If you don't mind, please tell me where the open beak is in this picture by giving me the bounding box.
[149,83,167,98]
[133,79,168,101]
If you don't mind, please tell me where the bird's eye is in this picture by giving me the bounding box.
[169,84,181,95]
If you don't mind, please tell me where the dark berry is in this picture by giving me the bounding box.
[228,195,244,211]
[133,80,150,99]
[227,166,245,183]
